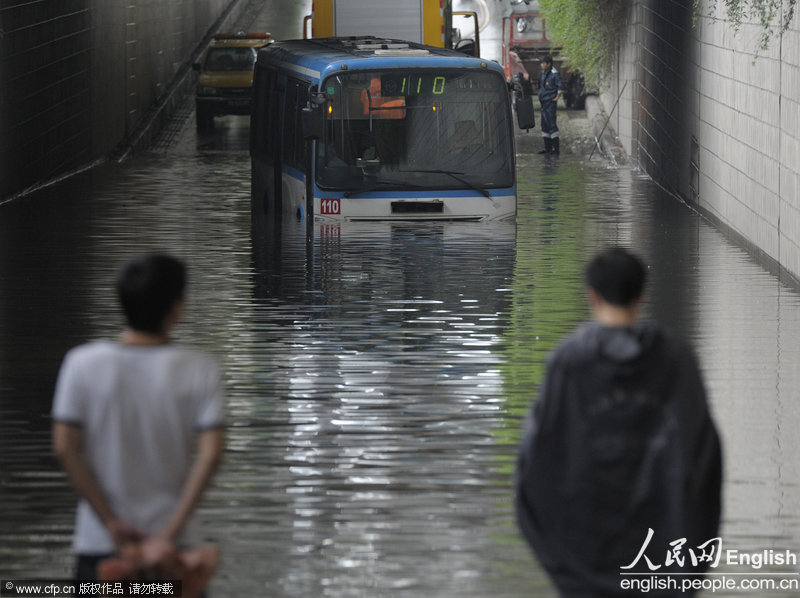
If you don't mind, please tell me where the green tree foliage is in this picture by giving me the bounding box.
[537,0,627,89]
[697,0,797,49]
[538,0,796,89]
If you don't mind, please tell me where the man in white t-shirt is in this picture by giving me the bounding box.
[52,254,225,581]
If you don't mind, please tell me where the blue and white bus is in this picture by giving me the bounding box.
[250,37,527,228]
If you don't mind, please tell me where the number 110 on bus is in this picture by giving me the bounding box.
[384,74,446,96]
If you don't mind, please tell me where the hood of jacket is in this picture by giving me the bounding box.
[573,320,660,363]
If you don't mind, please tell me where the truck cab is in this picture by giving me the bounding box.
[302,0,480,57]
[501,5,586,109]
[193,32,271,130]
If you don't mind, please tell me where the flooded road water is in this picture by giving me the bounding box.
[3,69,800,598]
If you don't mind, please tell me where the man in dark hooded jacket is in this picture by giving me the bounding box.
[515,247,722,598]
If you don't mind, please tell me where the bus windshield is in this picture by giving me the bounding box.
[316,69,514,193]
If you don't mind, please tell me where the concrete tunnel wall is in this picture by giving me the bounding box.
[0,0,245,200]
[603,0,800,281]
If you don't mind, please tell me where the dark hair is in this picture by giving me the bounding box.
[116,254,186,334]
[541,54,553,65]
[585,247,646,307]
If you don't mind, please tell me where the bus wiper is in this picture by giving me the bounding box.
[343,180,427,198]
[401,169,492,199]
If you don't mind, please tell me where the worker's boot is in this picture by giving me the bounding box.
[551,137,560,155]
[539,138,552,154]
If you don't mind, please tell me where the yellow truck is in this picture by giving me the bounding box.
[192,32,271,130]
[303,0,480,56]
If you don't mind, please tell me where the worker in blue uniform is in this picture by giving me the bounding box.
[538,54,564,155]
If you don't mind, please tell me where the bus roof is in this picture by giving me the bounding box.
[256,37,504,82]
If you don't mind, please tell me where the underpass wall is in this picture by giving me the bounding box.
[603,0,800,281]
[0,0,244,200]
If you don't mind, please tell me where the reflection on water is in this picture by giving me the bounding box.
[2,117,800,597]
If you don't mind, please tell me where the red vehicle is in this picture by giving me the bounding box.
[501,8,586,109]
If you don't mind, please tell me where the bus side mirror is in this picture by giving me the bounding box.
[454,38,476,56]
[512,73,535,131]
[302,107,323,140]
[515,97,535,131]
